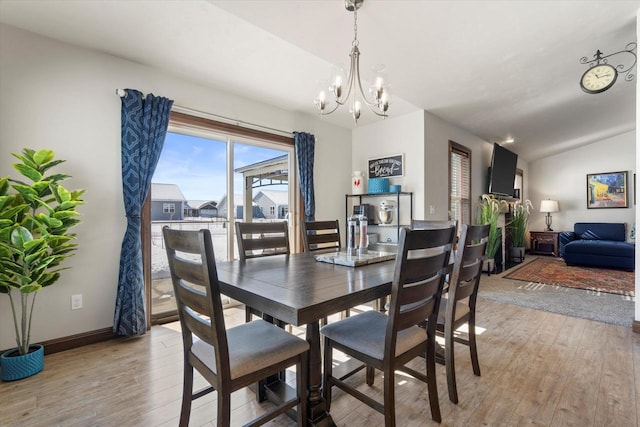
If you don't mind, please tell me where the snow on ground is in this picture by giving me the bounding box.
[152,220,234,278]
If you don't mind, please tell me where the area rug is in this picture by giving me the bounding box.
[504,257,634,297]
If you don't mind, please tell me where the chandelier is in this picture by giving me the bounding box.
[314,0,390,124]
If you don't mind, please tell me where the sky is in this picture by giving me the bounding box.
[153,132,288,201]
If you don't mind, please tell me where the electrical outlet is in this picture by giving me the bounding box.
[71,294,83,310]
[429,205,435,214]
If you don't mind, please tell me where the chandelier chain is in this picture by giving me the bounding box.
[352,8,359,47]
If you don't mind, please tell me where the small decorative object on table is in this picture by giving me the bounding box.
[389,184,402,192]
[314,250,396,267]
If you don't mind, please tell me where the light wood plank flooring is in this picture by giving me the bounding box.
[1,300,639,426]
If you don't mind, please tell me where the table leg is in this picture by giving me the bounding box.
[305,321,336,427]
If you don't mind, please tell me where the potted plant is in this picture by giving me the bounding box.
[0,148,84,381]
[508,199,534,263]
[478,194,508,273]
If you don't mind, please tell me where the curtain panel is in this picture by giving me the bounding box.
[114,89,173,336]
[294,132,316,222]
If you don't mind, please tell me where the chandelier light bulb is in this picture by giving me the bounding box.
[332,76,343,98]
[351,100,362,122]
[314,91,326,112]
[379,92,389,112]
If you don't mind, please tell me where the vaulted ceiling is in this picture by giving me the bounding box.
[0,0,637,161]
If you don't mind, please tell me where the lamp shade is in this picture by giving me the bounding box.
[539,200,559,213]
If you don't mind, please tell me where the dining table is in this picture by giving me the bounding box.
[215,251,396,427]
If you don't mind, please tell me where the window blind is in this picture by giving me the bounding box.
[449,142,471,226]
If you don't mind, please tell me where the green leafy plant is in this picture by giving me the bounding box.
[509,199,534,247]
[478,194,508,259]
[0,149,84,355]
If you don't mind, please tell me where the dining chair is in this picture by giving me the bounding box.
[162,226,309,427]
[236,221,290,259]
[436,223,490,404]
[321,225,456,426]
[301,220,341,253]
[411,219,458,230]
[235,221,290,323]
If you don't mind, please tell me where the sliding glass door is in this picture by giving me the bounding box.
[147,125,295,323]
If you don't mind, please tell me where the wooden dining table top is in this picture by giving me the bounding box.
[215,252,395,326]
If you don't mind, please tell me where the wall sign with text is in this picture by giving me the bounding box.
[368,154,404,178]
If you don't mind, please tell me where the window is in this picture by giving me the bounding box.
[514,168,524,200]
[270,206,275,215]
[163,203,175,213]
[449,141,471,225]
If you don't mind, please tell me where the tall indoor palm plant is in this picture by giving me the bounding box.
[0,149,84,357]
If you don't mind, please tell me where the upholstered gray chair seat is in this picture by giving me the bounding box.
[192,320,309,380]
[320,310,427,363]
[436,298,469,325]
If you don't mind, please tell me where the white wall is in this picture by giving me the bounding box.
[352,110,425,220]
[528,131,636,234]
[0,24,351,350]
[423,112,507,221]
[351,110,501,225]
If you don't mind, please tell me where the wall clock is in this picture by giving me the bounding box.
[578,43,637,94]
[580,64,618,94]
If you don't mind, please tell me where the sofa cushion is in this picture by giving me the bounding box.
[573,222,626,242]
[564,240,634,258]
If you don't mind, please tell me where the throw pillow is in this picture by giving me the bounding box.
[580,230,600,240]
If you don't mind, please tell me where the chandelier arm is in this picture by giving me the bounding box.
[320,103,342,115]
[335,47,358,104]
[353,47,384,108]
[362,101,388,117]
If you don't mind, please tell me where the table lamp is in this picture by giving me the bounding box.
[539,199,559,231]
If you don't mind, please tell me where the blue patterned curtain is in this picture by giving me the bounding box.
[294,132,315,222]
[114,89,173,336]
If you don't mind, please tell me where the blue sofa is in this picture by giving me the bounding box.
[559,222,634,271]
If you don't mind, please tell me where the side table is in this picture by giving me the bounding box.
[529,231,561,257]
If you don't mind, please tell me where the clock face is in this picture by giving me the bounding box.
[580,64,618,94]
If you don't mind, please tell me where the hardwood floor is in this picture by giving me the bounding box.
[2,301,639,426]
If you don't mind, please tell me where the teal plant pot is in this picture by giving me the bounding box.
[1,344,44,381]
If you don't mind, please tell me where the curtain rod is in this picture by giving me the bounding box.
[116,88,294,137]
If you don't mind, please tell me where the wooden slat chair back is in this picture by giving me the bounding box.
[436,223,490,404]
[163,226,309,426]
[302,220,341,253]
[235,221,290,260]
[321,225,456,426]
[411,219,458,230]
[235,221,290,323]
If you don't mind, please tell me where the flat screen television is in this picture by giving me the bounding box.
[488,143,518,196]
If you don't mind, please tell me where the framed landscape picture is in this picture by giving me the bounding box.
[586,171,628,209]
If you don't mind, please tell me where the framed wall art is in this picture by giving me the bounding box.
[368,154,404,178]
[586,171,628,209]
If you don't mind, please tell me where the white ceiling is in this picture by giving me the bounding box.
[0,0,638,161]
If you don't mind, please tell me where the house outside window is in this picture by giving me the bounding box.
[449,141,471,226]
[163,203,175,214]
